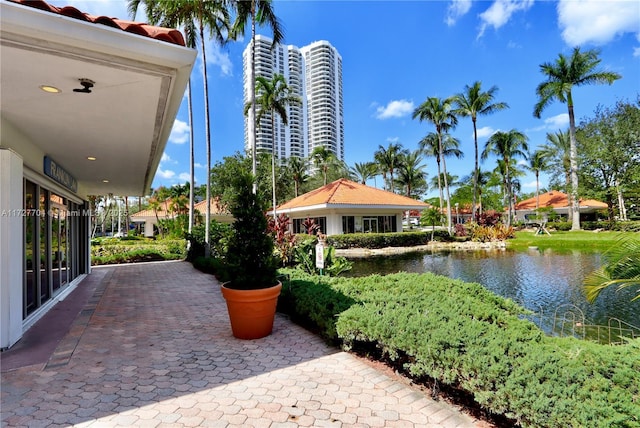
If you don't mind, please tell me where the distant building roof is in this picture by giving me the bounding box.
[8,0,186,46]
[193,198,229,216]
[515,191,607,210]
[277,179,429,211]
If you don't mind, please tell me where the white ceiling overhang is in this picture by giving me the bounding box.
[0,1,196,198]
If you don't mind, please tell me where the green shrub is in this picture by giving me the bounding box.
[185,221,232,261]
[547,221,572,231]
[91,239,187,265]
[327,231,454,249]
[280,271,640,427]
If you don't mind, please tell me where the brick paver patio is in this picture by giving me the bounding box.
[1,261,483,427]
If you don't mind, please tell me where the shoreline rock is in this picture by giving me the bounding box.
[335,240,507,258]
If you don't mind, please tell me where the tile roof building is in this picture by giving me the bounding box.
[131,199,232,237]
[514,191,607,222]
[272,179,429,235]
[1,0,195,349]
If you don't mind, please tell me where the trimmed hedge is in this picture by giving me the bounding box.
[326,230,454,249]
[91,239,187,265]
[278,270,640,428]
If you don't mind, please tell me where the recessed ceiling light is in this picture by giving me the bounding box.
[40,85,61,93]
[87,156,97,161]
[102,179,109,183]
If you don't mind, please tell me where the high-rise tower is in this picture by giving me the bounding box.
[299,40,344,162]
[243,36,343,162]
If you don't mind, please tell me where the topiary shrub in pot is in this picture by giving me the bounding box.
[220,172,280,339]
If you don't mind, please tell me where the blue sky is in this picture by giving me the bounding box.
[51,0,640,198]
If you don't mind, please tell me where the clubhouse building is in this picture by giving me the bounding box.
[0,0,195,349]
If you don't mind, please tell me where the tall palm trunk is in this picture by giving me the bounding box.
[567,94,580,230]
[271,113,277,220]
[198,19,212,253]
[438,131,452,235]
[250,1,258,193]
[472,117,479,221]
[506,166,512,227]
[187,79,195,234]
[435,158,443,212]
[535,170,540,210]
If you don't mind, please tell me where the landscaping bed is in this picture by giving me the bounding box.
[91,237,187,265]
[278,270,640,428]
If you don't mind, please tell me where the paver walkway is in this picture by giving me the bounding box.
[1,261,483,427]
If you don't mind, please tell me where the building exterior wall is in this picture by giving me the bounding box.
[243,37,343,163]
[283,208,404,236]
[0,149,25,349]
[1,138,91,350]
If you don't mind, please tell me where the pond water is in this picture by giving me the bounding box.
[344,248,640,335]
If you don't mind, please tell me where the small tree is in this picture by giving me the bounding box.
[223,172,277,290]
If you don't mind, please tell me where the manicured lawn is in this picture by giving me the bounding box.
[507,230,623,252]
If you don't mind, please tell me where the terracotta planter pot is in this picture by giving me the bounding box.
[220,281,282,340]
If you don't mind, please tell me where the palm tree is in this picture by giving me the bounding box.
[584,235,640,303]
[349,162,377,185]
[526,150,549,211]
[534,47,621,231]
[232,0,283,193]
[286,156,308,197]
[453,81,508,221]
[396,150,427,198]
[475,169,492,215]
[246,73,300,219]
[482,130,528,226]
[418,132,462,229]
[129,0,231,251]
[540,129,572,221]
[413,97,459,235]
[311,146,336,185]
[373,143,406,193]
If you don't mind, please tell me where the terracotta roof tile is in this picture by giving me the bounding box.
[278,179,429,210]
[193,198,229,215]
[9,0,186,46]
[515,191,607,210]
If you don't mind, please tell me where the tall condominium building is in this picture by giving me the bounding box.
[299,41,344,161]
[243,36,343,162]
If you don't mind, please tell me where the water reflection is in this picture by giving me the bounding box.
[345,249,639,330]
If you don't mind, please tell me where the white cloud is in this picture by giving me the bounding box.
[476,126,497,139]
[178,172,191,182]
[169,119,190,145]
[386,137,400,143]
[557,0,640,46]
[635,47,640,57]
[194,163,206,169]
[197,42,233,77]
[545,113,569,129]
[160,153,172,164]
[375,99,415,119]
[477,0,534,38]
[445,0,472,26]
[156,168,175,180]
[523,180,539,189]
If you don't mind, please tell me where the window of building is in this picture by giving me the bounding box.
[293,217,326,235]
[23,180,87,319]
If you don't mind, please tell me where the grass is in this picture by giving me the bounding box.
[507,229,622,252]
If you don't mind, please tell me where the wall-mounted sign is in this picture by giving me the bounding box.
[43,156,77,192]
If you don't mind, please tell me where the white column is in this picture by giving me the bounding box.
[0,148,24,349]
[144,220,154,237]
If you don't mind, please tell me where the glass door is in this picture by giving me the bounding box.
[363,217,378,233]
